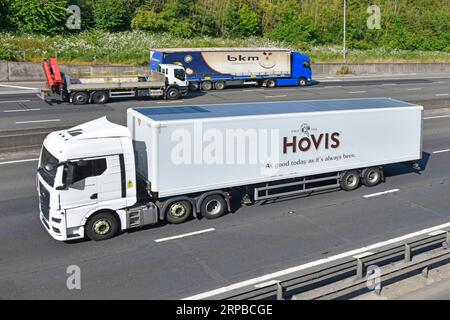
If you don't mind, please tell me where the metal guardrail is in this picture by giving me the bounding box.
[215,230,450,300]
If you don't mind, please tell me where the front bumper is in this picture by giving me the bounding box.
[40,209,84,241]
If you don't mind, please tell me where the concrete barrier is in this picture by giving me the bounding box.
[312,63,450,75]
[0,127,68,152]
[1,61,450,81]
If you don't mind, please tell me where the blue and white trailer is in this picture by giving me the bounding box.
[150,48,312,91]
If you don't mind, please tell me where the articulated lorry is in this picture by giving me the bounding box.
[41,58,188,105]
[150,48,312,91]
[37,98,423,241]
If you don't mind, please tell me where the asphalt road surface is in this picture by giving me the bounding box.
[0,74,449,131]
[0,89,450,298]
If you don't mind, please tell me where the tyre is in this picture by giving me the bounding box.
[189,82,200,91]
[72,91,89,105]
[85,211,119,241]
[166,200,192,224]
[166,87,180,100]
[298,77,307,87]
[266,79,276,88]
[214,81,226,90]
[340,170,361,191]
[201,81,213,91]
[200,195,226,220]
[362,167,382,187]
[91,91,108,104]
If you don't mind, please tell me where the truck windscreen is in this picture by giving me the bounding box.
[38,147,59,187]
[174,69,186,81]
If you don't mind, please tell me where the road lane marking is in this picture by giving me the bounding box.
[183,221,450,300]
[348,91,367,94]
[156,100,184,104]
[0,84,38,90]
[436,94,449,97]
[0,158,39,165]
[381,83,397,86]
[265,95,287,98]
[15,119,61,124]
[433,149,450,154]
[154,228,215,243]
[323,86,342,88]
[363,189,399,198]
[424,115,450,120]
[407,88,422,91]
[0,100,31,104]
[4,108,40,113]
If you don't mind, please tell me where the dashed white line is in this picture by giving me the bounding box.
[424,115,450,120]
[407,88,422,91]
[157,100,184,104]
[265,95,287,98]
[154,228,215,243]
[436,93,449,97]
[432,149,450,154]
[364,189,400,198]
[15,119,60,124]
[183,221,450,300]
[0,100,31,104]
[323,86,342,88]
[363,189,399,198]
[4,108,40,113]
[348,91,367,94]
[0,84,38,90]
[381,83,397,86]
[0,158,39,165]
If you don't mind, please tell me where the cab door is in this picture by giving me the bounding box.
[60,157,107,228]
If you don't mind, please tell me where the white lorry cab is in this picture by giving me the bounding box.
[37,98,423,241]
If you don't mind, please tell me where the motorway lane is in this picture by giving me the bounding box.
[0,75,449,130]
[0,116,449,299]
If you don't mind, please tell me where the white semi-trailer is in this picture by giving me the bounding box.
[37,98,423,241]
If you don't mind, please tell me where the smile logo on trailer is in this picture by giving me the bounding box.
[259,51,277,69]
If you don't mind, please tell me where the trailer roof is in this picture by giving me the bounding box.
[133,98,418,122]
[152,48,291,53]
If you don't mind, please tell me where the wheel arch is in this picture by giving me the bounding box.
[82,208,123,231]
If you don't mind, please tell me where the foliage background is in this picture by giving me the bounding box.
[0,0,449,64]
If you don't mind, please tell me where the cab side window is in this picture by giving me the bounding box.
[72,159,107,184]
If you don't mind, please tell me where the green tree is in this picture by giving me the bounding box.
[93,0,133,31]
[238,4,260,36]
[8,0,68,34]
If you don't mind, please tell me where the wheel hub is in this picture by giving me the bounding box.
[170,203,186,217]
[206,200,221,215]
[93,219,111,235]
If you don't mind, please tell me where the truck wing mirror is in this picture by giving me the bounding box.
[59,162,76,189]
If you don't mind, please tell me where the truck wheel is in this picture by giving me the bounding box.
[92,91,108,104]
[298,77,307,87]
[340,170,361,191]
[201,195,226,220]
[214,81,226,90]
[362,167,382,187]
[189,82,200,91]
[166,200,192,224]
[72,92,89,105]
[85,211,119,241]
[201,81,212,91]
[166,87,180,100]
[266,79,276,88]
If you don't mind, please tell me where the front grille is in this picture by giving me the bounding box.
[39,182,50,221]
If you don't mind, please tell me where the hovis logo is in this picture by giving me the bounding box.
[283,123,341,154]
